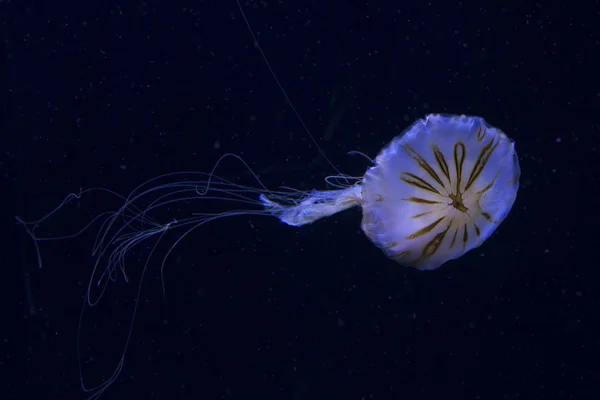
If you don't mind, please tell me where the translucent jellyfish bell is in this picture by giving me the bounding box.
[263,114,520,270]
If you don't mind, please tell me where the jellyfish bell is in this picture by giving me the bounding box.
[261,114,521,270]
[359,114,520,269]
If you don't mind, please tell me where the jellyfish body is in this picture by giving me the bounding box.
[262,114,520,270]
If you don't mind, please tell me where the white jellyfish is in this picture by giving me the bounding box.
[18,113,519,398]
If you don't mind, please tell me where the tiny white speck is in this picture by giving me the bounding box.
[556,137,562,143]
[120,165,127,170]
[214,140,220,149]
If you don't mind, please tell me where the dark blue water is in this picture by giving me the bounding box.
[5,0,599,399]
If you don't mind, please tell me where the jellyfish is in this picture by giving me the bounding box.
[17,113,519,398]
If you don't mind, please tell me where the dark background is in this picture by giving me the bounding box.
[3,0,600,399]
